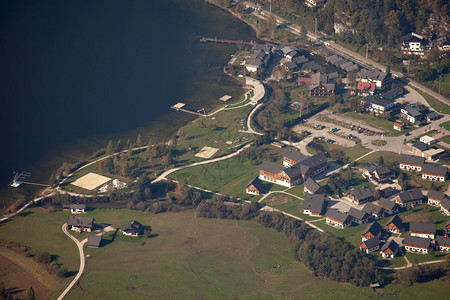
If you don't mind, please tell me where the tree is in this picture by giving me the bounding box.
[378,156,385,166]
[106,140,114,155]
[27,286,36,300]
[1,282,7,299]
[115,139,123,153]
[373,189,381,200]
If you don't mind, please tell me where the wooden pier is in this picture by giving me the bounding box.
[171,102,206,117]
[200,37,255,46]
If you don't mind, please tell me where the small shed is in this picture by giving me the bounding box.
[87,235,102,248]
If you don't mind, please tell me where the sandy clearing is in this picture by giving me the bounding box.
[71,172,111,190]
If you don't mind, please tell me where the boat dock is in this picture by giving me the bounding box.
[200,37,255,46]
[171,102,206,117]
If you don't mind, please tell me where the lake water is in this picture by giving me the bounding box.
[0,0,257,208]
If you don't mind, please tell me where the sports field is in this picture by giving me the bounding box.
[71,172,111,190]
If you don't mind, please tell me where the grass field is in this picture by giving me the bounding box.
[440,121,450,131]
[411,87,450,114]
[306,141,371,161]
[356,151,400,167]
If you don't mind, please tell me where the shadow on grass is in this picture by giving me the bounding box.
[65,270,78,278]
[17,210,33,217]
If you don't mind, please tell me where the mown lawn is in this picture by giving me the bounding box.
[356,151,399,167]
[440,121,450,131]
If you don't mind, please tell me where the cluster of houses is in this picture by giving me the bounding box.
[399,153,448,182]
[399,32,450,56]
[400,104,441,124]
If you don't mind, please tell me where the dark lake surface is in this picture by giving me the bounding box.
[0,0,257,208]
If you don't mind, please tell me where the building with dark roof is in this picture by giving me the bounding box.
[421,163,447,182]
[395,189,423,207]
[303,194,325,216]
[380,186,396,198]
[87,235,102,248]
[361,221,382,241]
[70,204,86,214]
[363,203,385,219]
[67,216,94,232]
[325,209,352,229]
[303,178,325,194]
[399,154,425,171]
[411,142,429,155]
[348,208,370,225]
[283,149,308,167]
[302,61,321,72]
[357,69,391,90]
[401,105,423,123]
[380,240,399,259]
[426,111,440,122]
[435,236,450,252]
[308,72,335,97]
[360,237,381,254]
[245,177,264,195]
[377,198,399,214]
[122,220,143,237]
[385,215,403,233]
[410,222,436,239]
[372,166,392,182]
[349,186,374,205]
[440,198,450,216]
[364,96,395,114]
[364,163,379,176]
[427,190,448,206]
[400,32,430,56]
[403,236,431,254]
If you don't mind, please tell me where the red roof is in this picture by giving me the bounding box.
[297,77,311,83]
[393,123,403,127]
[357,81,376,91]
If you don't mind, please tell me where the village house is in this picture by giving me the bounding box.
[360,237,381,254]
[245,177,264,195]
[393,123,404,131]
[363,96,395,115]
[410,222,436,239]
[357,69,391,91]
[377,197,399,214]
[445,220,450,235]
[399,154,425,171]
[325,209,353,229]
[363,203,385,219]
[380,186,396,198]
[349,186,374,205]
[385,215,404,233]
[348,208,370,225]
[440,198,450,216]
[427,190,448,206]
[363,163,379,178]
[303,177,325,194]
[244,45,271,72]
[380,240,399,259]
[87,235,102,248]
[400,105,422,124]
[422,148,447,161]
[122,220,143,237]
[395,189,423,207]
[400,32,430,56]
[67,216,94,232]
[259,162,302,187]
[372,166,393,183]
[302,194,325,216]
[419,135,437,146]
[357,81,376,96]
[421,163,447,182]
[403,236,431,254]
[305,0,327,8]
[308,72,335,97]
[70,204,86,214]
[361,221,382,242]
[435,236,450,252]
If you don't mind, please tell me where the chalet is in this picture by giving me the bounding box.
[393,123,404,131]
[380,186,396,198]
[396,189,423,207]
[411,142,429,155]
[435,236,450,252]
[400,32,430,56]
[385,215,404,233]
[377,198,399,214]
[440,198,450,216]
[67,216,94,232]
[303,194,325,216]
[284,148,307,167]
[410,222,436,239]
[364,163,379,177]
[360,237,381,254]
[422,148,447,161]
[419,135,437,145]
[357,81,376,96]
[445,220,450,235]
[308,72,335,97]
[421,163,447,182]
[361,221,382,242]
[372,166,392,182]
[357,69,391,91]
[403,236,431,254]
[245,177,264,195]
[70,204,86,214]
[305,0,327,8]
[325,209,352,229]
[349,186,374,205]
[399,154,425,171]
[363,203,385,219]
[87,235,102,248]
[295,153,328,179]
[259,162,302,187]
[401,105,422,124]
[303,178,325,194]
[427,190,448,206]
[348,208,370,225]
[426,111,440,122]
[122,220,143,237]
[380,240,399,259]
[244,48,270,72]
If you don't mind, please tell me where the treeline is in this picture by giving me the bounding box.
[396,263,450,286]
[196,196,261,220]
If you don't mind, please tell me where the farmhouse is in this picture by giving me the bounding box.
[435,236,450,252]
[396,189,423,207]
[385,215,404,233]
[427,190,448,206]
[361,221,382,242]
[325,209,352,229]
[349,186,374,205]
[363,203,385,219]
[303,177,325,194]
[399,154,425,171]
[410,222,436,239]
[377,198,399,214]
[122,220,143,237]
[245,177,264,195]
[403,236,431,254]
[308,72,335,97]
[360,237,381,254]
[70,204,86,214]
[380,240,399,259]
[440,198,450,216]
[67,216,94,232]
[421,163,447,182]
[348,208,370,225]
[87,235,102,248]
[302,194,325,216]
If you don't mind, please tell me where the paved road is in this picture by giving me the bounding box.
[58,224,87,300]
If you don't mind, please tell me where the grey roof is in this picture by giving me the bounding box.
[426,111,440,119]
[386,215,403,229]
[400,32,425,43]
[123,220,143,232]
[299,152,328,170]
[380,186,395,195]
[435,236,450,247]
[399,154,425,166]
[365,163,379,173]
[326,54,340,63]
[245,58,262,67]
[445,219,450,228]
[350,186,373,201]
[348,208,369,220]
[381,87,404,101]
[260,162,284,174]
[367,97,394,109]
[422,163,448,176]
[286,50,298,58]
[427,190,448,202]
[363,203,384,215]
[283,164,303,178]
[325,209,351,223]
[359,69,389,81]
[304,178,322,194]
[284,148,307,164]
[397,189,423,203]
[70,204,86,210]
[410,222,436,234]
[293,55,309,65]
[403,236,431,248]
[362,221,382,237]
[440,198,450,210]
[403,105,422,117]
[67,216,94,227]
[246,177,264,191]
[381,239,399,253]
[285,62,298,71]
[327,72,339,79]
[303,194,325,214]
[412,142,429,152]
[374,166,391,177]
[361,237,381,249]
[87,235,102,247]
[377,198,397,210]
[302,61,321,71]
